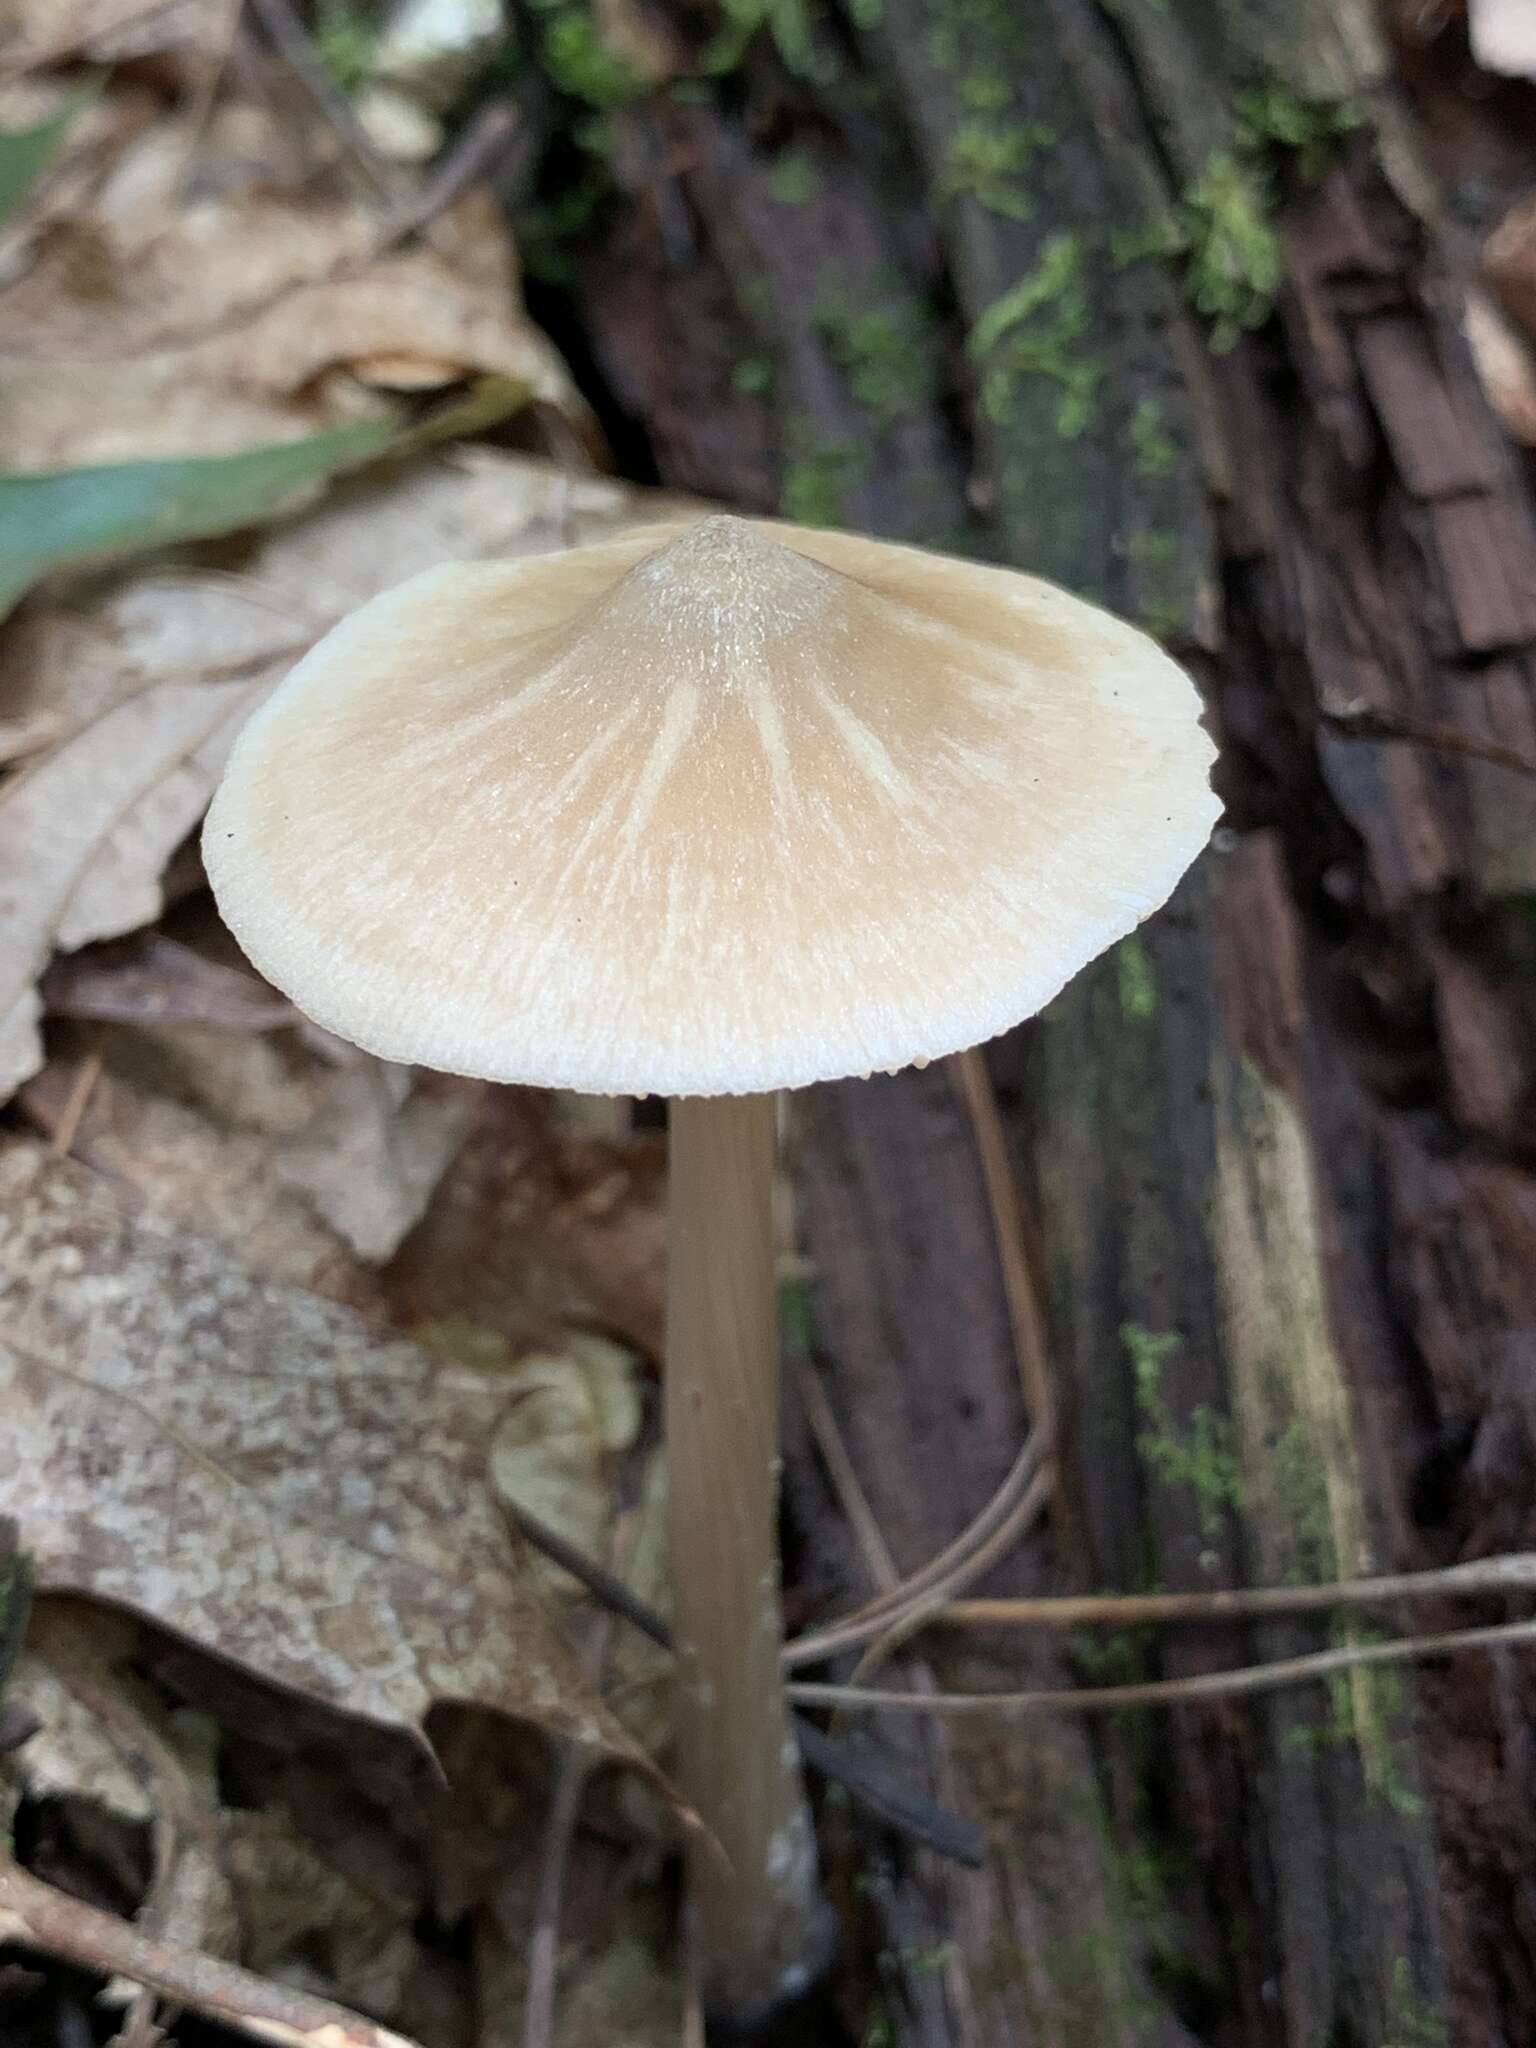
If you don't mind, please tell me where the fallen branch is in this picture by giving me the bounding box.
[918,1549,1536,1633]
[0,1859,420,2048]
[787,1616,1536,1716]
[503,1498,982,1863]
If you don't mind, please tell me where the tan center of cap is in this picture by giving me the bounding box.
[575,514,846,676]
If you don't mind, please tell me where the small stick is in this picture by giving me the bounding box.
[379,102,524,245]
[244,0,400,198]
[1321,703,1536,782]
[916,1549,1536,1632]
[782,1432,1045,1668]
[843,1466,1053,1685]
[0,1858,419,2048]
[48,1051,102,1158]
[503,1498,982,1864]
[788,1615,1536,1717]
[793,1354,899,1592]
[952,1047,1053,1429]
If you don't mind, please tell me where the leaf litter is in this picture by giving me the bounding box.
[0,27,701,2042]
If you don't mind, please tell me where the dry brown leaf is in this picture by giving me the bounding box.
[0,1142,665,1783]
[476,1922,681,2048]
[18,1059,378,1307]
[488,1336,643,1601]
[43,933,297,1032]
[2,87,579,468]
[65,1014,478,1266]
[0,449,689,1109]
[390,1089,669,1359]
[0,677,263,1099]
[0,0,236,74]
[222,1807,420,2020]
[272,1060,478,1264]
[1469,0,1536,77]
[1,1603,238,1988]
[1464,288,1536,446]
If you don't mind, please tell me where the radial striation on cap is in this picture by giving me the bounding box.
[204,515,1220,1096]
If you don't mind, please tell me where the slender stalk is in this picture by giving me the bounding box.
[666,1093,826,2020]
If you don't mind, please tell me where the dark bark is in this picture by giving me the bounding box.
[540,0,1536,2037]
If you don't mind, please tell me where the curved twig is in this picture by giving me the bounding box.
[787,1616,1536,1716]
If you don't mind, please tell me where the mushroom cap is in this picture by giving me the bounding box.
[204,516,1218,1096]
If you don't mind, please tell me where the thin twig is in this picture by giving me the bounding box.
[793,1353,900,1592]
[782,1432,1045,1668]
[0,1858,419,2048]
[787,1615,1536,1716]
[48,1051,102,1158]
[1321,703,1536,781]
[521,1558,625,2048]
[844,1466,1053,1685]
[381,101,524,244]
[952,1047,1054,1429]
[244,0,400,198]
[932,1550,1536,1631]
[680,1904,706,2048]
[504,1499,982,1864]
[0,0,181,74]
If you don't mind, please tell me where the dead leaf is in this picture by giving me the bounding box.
[0,676,262,1099]
[0,1,236,75]
[222,1807,419,2020]
[1464,287,1536,445]
[1,1603,238,1986]
[0,1142,664,1782]
[1,88,580,468]
[488,1336,643,1601]
[476,1921,681,2048]
[42,933,296,1032]
[273,1062,478,1264]
[390,1089,669,1359]
[1469,0,1536,78]
[18,1059,379,1307]
[0,447,691,1108]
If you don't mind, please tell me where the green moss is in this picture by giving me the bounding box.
[1128,395,1177,478]
[781,431,869,526]
[811,291,931,423]
[1068,1628,1147,1686]
[937,117,1054,220]
[1384,1955,1446,2047]
[313,1,378,92]
[1120,526,1185,638]
[731,354,775,397]
[1127,1325,1244,1543]
[1109,213,1185,270]
[1115,934,1157,1020]
[519,175,608,283]
[967,234,1103,439]
[849,0,884,27]
[1170,83,1358,347]
[0,1542,32,1699]
[959,69,1011,111]
[1180,149,1283,350]
[705,0,834,82]
[1235,80,1362,176]
[1271,1417,1338,1583]
[768,150,820,205]
[527,0,646,106]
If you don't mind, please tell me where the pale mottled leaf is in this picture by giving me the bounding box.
[0,1143,662,1779]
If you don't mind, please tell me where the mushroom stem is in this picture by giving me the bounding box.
[665,1092,827,2018]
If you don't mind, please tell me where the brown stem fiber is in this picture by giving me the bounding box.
[665,1092,828,2019]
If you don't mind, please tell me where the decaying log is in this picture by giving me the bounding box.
[556,0,1536,2036]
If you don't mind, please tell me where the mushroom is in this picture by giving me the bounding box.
[202,513,1218,2020]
